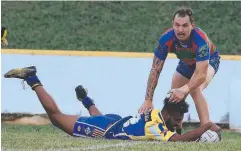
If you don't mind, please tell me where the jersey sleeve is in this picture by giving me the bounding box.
[154,36,168,60]
[196,43,210,62]
[194,28,211,62]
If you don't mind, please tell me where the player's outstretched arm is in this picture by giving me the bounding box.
[139,56,165,113]
[145,56,165,101]
[169,122,220,142]
[185,60,209,93]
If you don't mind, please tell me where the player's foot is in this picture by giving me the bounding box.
[75,85,95,109]
[4,66,42,90]
[75,85,88,101]
[4,66,37,79]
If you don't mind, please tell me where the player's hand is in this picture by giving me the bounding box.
[138,100,153,113]
[169,85,190,103]
[209,122,221,132]
[209,123,222,140]
[168,88,186,103]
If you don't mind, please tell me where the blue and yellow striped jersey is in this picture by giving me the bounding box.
[105,109,176,141]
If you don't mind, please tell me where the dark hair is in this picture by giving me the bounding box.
[172,7,194,24]
[163,97,189,113]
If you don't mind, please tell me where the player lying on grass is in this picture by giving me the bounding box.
[4,66,221,142]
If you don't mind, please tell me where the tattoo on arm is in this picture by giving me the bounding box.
[145,56,165,101]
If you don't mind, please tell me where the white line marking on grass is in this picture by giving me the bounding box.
[82,141,142,150]
[66,141,161,151]
[2,141,162,151]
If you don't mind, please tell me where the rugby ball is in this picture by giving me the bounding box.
[198,130,221,143]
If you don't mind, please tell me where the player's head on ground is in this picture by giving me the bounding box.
[172,7,194,41]
[163,97,189,128]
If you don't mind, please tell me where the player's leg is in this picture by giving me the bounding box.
[34,86,79,135]
[75,85,102,116]
[88,105,102,116]
[4,66,78,136]
[190,65,216,126]
[171,72,189,89]
[73,86,122,138]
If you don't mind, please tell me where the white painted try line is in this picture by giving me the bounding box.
[1,141,162,151]
[82,141,142,150]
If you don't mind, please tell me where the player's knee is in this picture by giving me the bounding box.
[50,120,59,127]
[49,113,63,127]
[49,117,59,127]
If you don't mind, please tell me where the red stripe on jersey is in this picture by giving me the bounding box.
[183,59,196,65]
[166,40,173,52]
[209,44,215,54]
[195,28,209,44]
[195,28,215,54]
[192,42,198,53]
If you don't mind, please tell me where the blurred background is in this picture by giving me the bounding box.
[1,1,241,54]
[1,1,241,129]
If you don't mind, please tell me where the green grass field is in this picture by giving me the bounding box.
[1,123,241,151]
